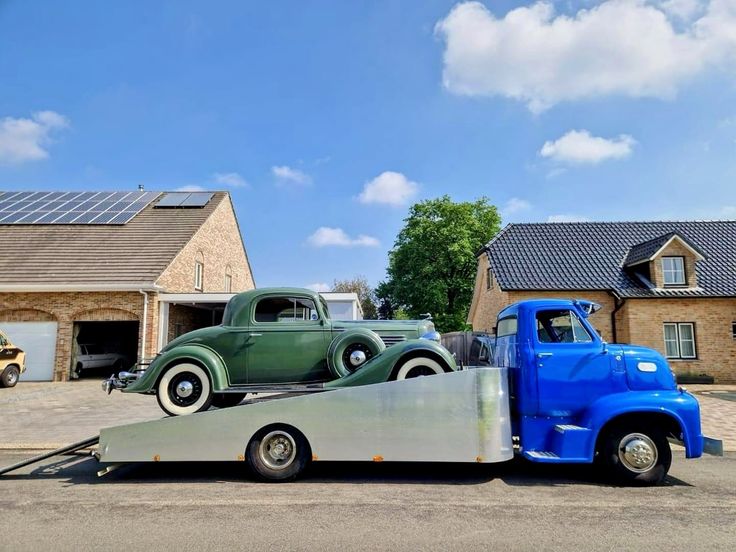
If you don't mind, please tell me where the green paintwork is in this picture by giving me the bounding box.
[123,287,455,394]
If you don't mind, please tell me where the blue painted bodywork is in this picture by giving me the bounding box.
[493,299,703,464]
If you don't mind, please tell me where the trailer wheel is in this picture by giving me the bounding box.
[247,425,311,482]
[598,425,671,486]
[327,330,385,378]
[156,363,213,416]
[211,393,246,409]
[395,356,445,380]
[0,365,20,388]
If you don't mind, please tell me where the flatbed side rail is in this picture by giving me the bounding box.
[0,436,99,476]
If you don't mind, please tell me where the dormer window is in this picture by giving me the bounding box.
[662,256,685,286]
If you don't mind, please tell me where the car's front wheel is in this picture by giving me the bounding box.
[0,365,20,388]
[156,363,213,416]
[395,356,446,380]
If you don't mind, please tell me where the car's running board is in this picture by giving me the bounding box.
[222,383,328,394]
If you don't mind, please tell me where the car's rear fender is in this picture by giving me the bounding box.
[325,339,457,388]
[122,344,229,393]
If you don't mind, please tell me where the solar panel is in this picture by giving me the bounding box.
[0,191,161,225]
[154,191,213,208]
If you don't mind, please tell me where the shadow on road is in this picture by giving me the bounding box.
[0,452,692,487]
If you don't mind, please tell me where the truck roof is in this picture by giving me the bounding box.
[499,298,600,318]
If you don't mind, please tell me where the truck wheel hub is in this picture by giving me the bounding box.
[619,433,657,472]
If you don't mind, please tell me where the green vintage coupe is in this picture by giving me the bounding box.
[104,287,456,415]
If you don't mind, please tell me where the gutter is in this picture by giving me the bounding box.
[608,291,627,343]
[139,290,149,361]
[0,283,163,293]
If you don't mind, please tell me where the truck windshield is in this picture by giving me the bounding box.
[536,310,593,344]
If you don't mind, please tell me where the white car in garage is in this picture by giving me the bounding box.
[75,344,128,376]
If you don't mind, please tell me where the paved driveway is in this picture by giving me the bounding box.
[0,380,734,450]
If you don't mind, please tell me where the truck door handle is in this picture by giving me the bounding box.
[537,352,553,358]
[249,333,262,337]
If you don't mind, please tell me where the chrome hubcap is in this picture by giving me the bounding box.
[259,431,296,470]
[619,433,658,472]
[349,350,367,367]
[176,380,194,398]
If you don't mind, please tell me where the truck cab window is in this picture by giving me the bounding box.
[536,310,592,344]
[496,316,517,337]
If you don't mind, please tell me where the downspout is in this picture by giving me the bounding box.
[608,291,626,343]
[139,290,149,362]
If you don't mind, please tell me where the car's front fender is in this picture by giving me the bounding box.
[325,339,457,388]
[122,344,230,393]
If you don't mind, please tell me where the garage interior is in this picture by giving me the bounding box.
[71,321,139,379]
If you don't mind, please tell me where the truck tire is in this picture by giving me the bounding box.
[247,425,311,482]
[156,363,213,416]
[395,355,446,380]
[599,425,672,486]
[0,365,20,388]
[211,393,246,409]
[327,329,385,378]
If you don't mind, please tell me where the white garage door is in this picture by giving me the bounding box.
[1,322,58,381]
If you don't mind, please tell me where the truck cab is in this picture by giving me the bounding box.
[494,299,703,485]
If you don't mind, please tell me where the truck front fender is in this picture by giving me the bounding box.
[580,390,703,459]
[325,339,457,388]
[122,345,230,394]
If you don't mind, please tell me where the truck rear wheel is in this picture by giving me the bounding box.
[211,393,246,409]
[247,425,311,482]
[599,425,671,486]
[156,363,213,416]
[0,365,20,388]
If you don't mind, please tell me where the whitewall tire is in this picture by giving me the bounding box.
[395,357,445,380]
[156,363,212,416]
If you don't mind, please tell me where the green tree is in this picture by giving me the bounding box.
[382,196,500,332]
[331,275,378,320]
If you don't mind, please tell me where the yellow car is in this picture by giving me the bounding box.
[0,330,25,388]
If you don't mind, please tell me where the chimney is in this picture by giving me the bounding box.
[138,184,145,191]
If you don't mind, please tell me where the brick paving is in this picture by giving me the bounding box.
[0,380,734,451]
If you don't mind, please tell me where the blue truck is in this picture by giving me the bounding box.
[6,297,703,485]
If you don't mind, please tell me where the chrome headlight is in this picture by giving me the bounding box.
[420,330,441,343]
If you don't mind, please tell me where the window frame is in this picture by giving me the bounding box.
[224,264,233,293]
[732,322,736,340]
[661,256,686,286]
[194,260,204,291]
[663,322,697,360]
[486,267,492,290]
[534,309,594,345]
[252,295,321,324]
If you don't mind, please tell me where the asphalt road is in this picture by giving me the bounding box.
[0,451,734,552]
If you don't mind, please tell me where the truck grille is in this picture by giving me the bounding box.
[380,335,407,347]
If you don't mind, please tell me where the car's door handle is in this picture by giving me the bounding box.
[249,333,262,337]
[537,352,553,358]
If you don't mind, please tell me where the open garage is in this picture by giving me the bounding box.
[71,321,139,379]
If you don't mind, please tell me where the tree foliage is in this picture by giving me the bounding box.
[380,196,500,332]
[331,275,378,320]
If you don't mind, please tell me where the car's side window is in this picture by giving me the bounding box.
[254,297,319,323]
[536,309,593,344]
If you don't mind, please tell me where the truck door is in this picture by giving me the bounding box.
[532,308,613,417]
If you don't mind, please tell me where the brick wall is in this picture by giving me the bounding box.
[0,291,156,381]
[157,195,255,293]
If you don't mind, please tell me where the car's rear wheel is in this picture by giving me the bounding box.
[211,393,246,409]
[0,365,20,388]
[395,356,445,380]
[247,425,311,482]
[156,363,212,416]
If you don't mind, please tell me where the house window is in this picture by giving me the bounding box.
[224,265,232,293]
[486,267,492,290]
[663,322,697,359]
[194,261,203,290]
[732,322,736,340]
[662,256,686,285]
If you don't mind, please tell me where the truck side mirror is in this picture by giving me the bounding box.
[601,341,609,354]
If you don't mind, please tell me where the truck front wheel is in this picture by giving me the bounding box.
[599,425,672,486]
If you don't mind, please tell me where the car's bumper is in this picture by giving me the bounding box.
[102,370,143,394]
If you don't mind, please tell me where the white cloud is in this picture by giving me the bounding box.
[0,110,69,165]
[540,130,636,164]
[213,172,249,188]
[358,171,419,207]
[305,282,331,292]
[307,227,380,248]
[501,197,532,217]
[272,165,312,186]
[175,185,207,192]
[435,0,736,112]
[547,214,591,223]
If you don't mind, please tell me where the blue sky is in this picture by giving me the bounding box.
[2,0,736,289]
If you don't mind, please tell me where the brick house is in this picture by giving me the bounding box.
[0,191,254,381]
[468,221,736,383]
